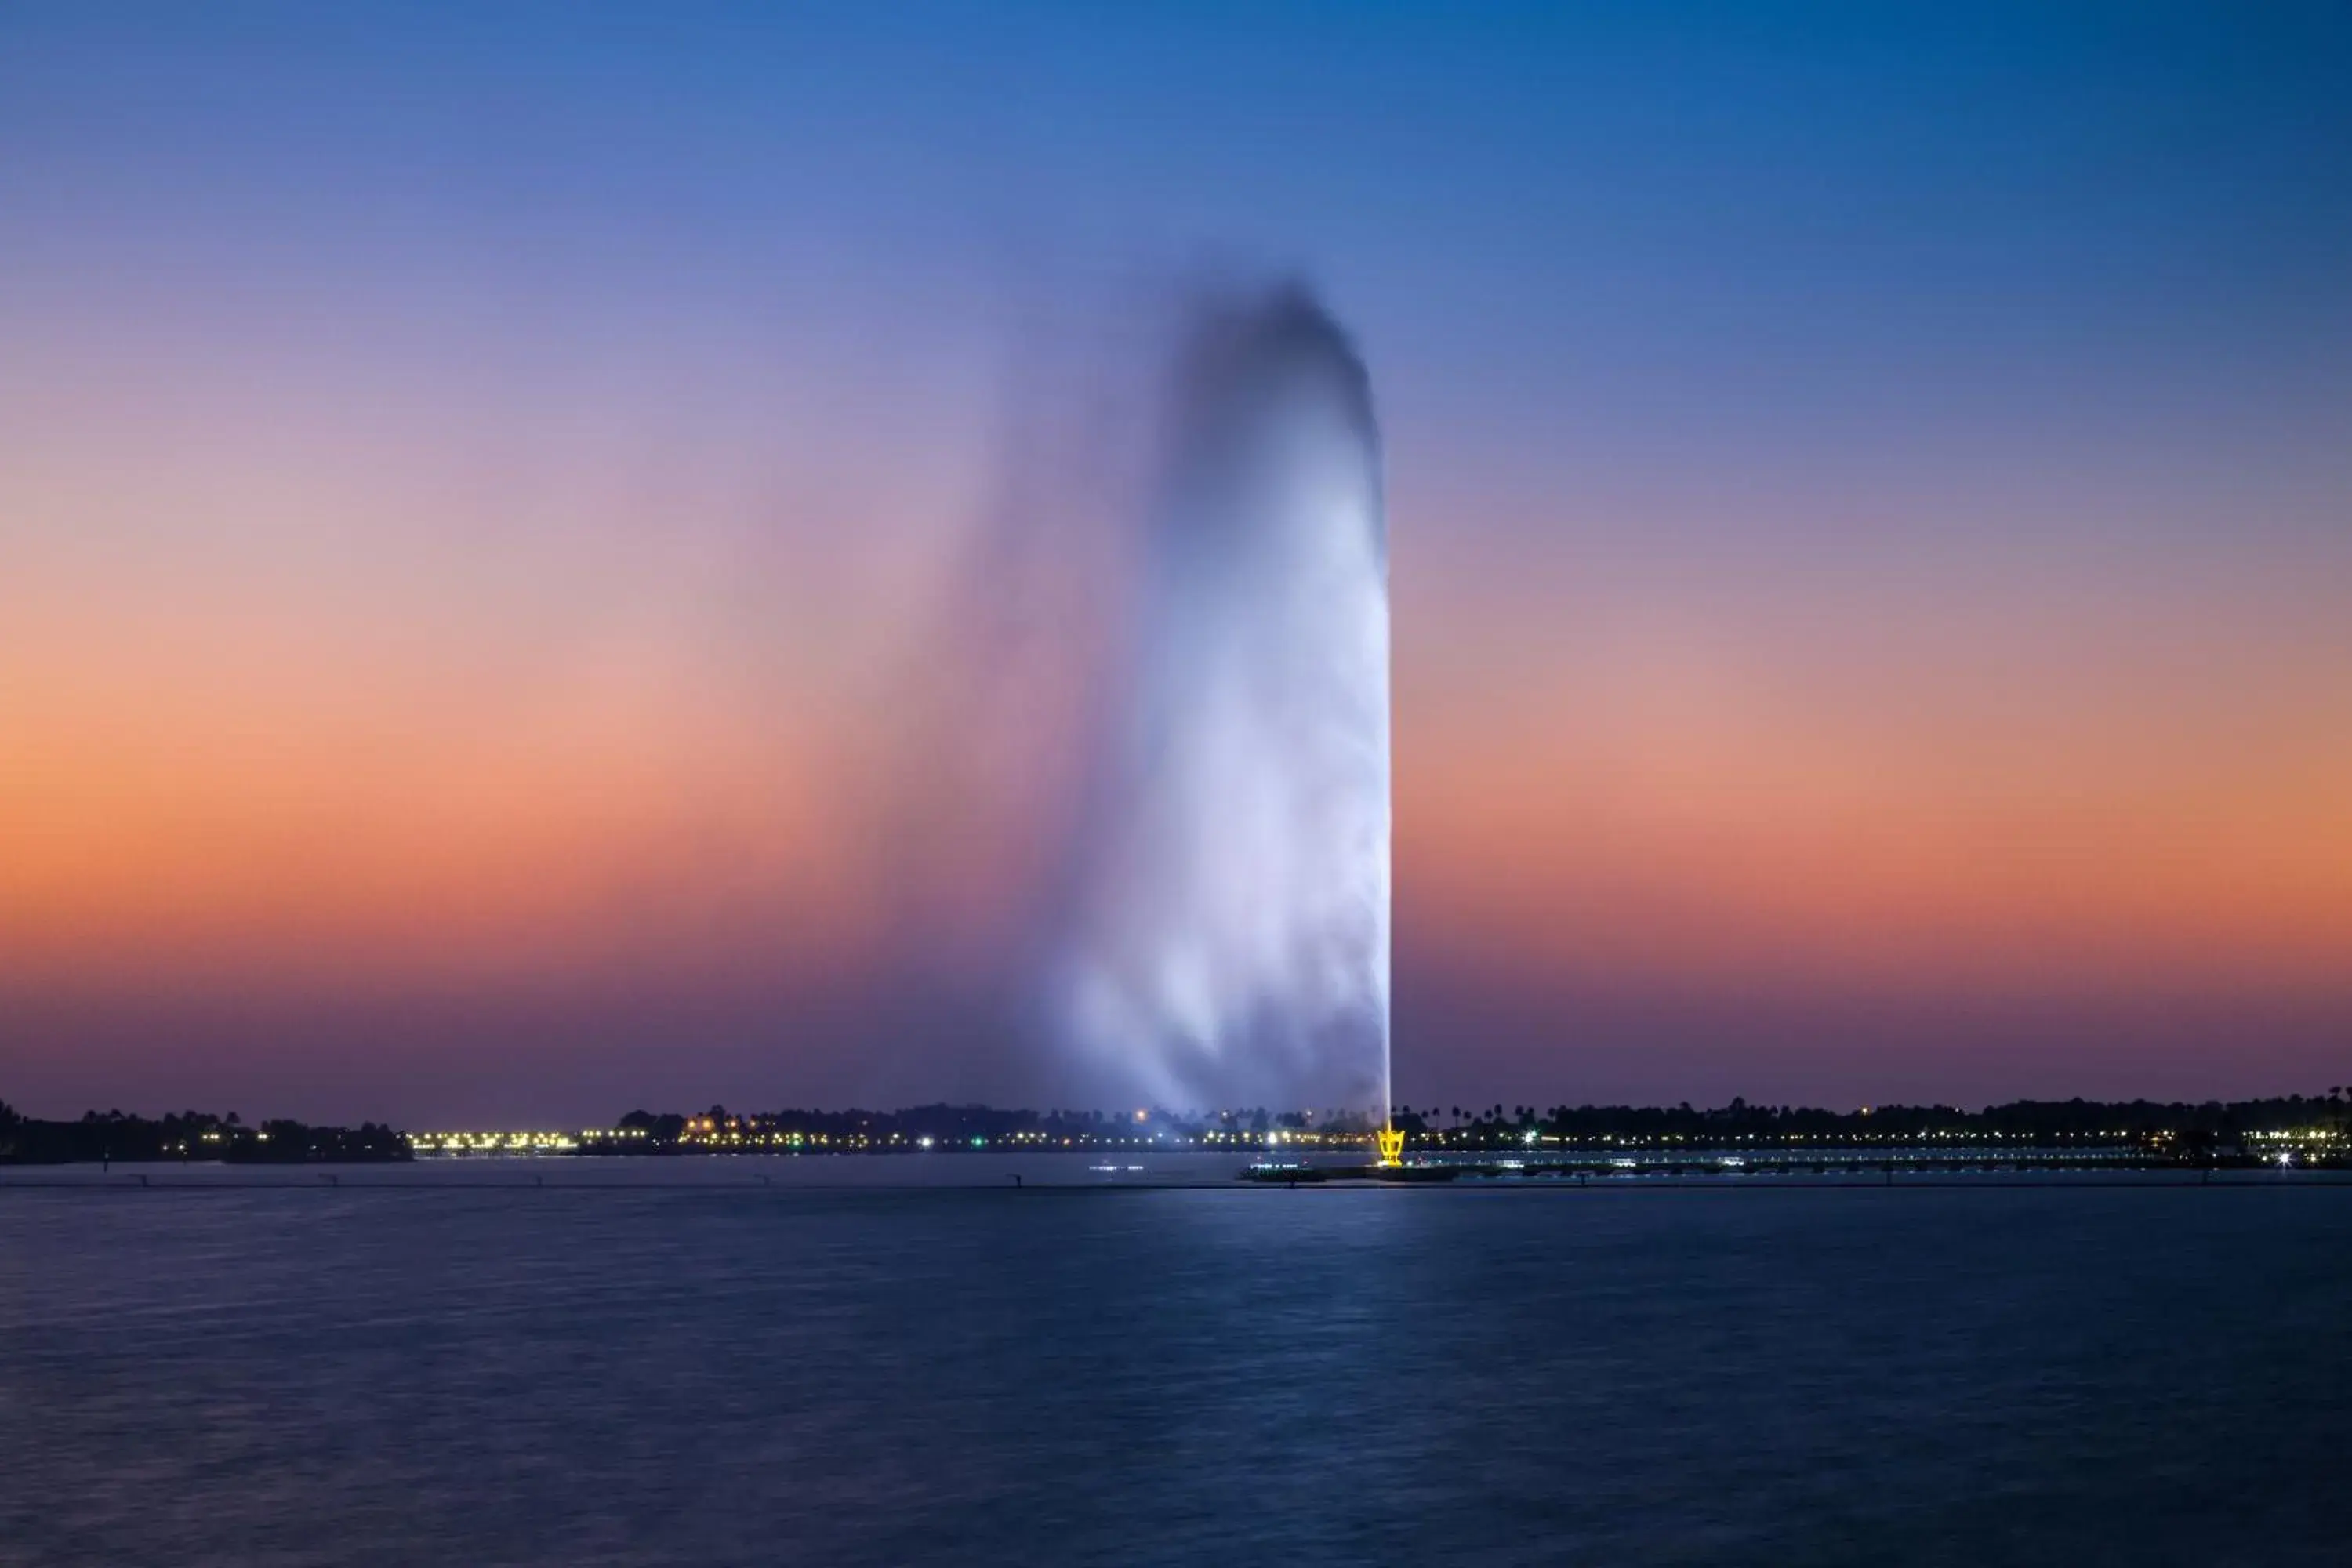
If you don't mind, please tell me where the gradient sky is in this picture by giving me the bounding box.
[5,2,2349,1123]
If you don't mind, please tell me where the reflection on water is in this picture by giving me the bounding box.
[4,1178,2348,1566]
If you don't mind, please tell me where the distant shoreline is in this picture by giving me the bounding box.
[6,1094,2346,1169]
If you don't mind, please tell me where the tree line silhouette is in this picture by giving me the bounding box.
[1377,1091,2349,1144]
[0,1102,410,1164]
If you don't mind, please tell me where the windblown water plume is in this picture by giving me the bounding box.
[1050,285,1390,1119]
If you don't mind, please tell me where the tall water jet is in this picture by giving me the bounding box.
[1053,285,1389,1122]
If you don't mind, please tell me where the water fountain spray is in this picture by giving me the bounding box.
[1051,285,1391,1135]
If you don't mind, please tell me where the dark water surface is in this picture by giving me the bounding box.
[5,1170,2347,1566]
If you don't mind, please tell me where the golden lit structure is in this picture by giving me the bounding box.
[1376,1123,1405,1167]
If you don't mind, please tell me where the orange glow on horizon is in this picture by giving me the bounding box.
[2,599,884,991]
[1396,563,2352,996]
[5,349,2347,1016]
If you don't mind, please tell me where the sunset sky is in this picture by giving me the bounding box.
[5,2,2349,1123]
